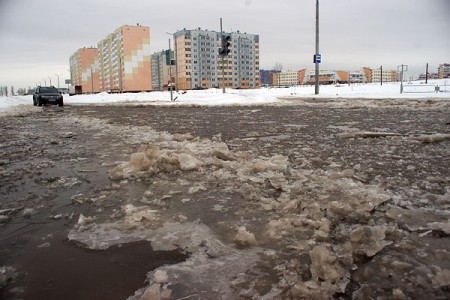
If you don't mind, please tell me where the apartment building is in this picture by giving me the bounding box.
[173,28,260,90]
[260,70,280,86]
[69,47,100,93]
[372,68,397,83]
[151,50,175,91]
[97,25,152,92]
[279,71,299,86]
[70,25,151,94]
[438,63,450,79]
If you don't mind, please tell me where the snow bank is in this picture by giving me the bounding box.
[1,79,448,115]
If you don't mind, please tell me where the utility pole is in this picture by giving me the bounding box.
[380,65,383,86]
[90,67,94,93]
[314,0,320,95]
[425,63,428,84]
[168,38,174,101]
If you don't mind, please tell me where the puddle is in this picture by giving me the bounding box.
[2,240,187,300]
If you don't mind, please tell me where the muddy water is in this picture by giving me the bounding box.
[0,106,188,299]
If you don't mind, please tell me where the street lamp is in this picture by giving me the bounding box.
[55,74,61,89]
[48,76,52,86]
[397,64,408,94]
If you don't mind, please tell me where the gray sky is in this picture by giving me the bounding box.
[0,0,449,89]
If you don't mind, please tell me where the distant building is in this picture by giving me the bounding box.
[70,25,151,94]
[438,63,450,79]
[372,68,397,83]
[69,47,100,93]
[363,67,373,83]
[271,69,306,86]
[173,28,260,90]
[417,73,439,80]
[260,70,280,86]
[151,50,175,91]
[304,70,366,85]
[278,71,300,86]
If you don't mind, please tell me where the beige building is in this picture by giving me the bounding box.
[69,47,100,93]
[70,25,152,94]
[372,68,397,83]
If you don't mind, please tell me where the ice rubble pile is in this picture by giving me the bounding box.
[98,128,404,298]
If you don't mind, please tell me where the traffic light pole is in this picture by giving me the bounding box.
[168,39,173,101]
[220,18,225,94]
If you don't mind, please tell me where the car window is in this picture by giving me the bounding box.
[40,87,59,93]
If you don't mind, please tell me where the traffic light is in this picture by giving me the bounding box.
[165,50,171,65]
[219,35,231,56]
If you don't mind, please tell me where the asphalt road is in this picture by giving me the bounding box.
[1,101,449,299]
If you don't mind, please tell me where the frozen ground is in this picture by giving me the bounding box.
[0,87,449,299]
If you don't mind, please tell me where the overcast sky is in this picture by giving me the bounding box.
[0,0,449,89]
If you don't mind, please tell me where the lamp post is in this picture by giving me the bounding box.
[55,74,61,89]
[48,77,52,86]
[397,64,408,94]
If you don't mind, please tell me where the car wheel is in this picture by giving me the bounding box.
[58,99,64,107]
[33,98,37,106]
[37,98,42,106]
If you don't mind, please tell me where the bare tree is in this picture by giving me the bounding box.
[273,62,283,72]
[11,86,15,96]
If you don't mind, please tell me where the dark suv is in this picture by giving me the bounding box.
[33,86,64,106]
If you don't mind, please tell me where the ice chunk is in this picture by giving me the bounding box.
[176,152,202,171]
[74,213,96,232]
[121,204,160,230]
[233,226,257,248]
[153,270,169,284]
[309,245,345,282]
[349,225,392,257]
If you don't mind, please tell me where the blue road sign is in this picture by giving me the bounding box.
[314,54,321,63]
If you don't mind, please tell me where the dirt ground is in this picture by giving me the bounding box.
[1,98,449,299]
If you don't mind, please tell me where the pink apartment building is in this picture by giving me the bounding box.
[70,25,151,94]
[69,47,100,93]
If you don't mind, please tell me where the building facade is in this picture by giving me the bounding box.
[151,50,175,91]
[438,63,450,79]
[70,25,151,94]
[372,68,397,83]
[277,71,299,86]
[69,47,100,93]
[260,70,280,87]
[173,28,260,90]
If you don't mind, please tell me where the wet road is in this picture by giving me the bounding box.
[1,100,449,299]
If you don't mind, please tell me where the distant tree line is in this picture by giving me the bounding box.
[0,86,28,96]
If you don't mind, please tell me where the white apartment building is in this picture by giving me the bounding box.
[277,71,299,86]
[173,28,260,90]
